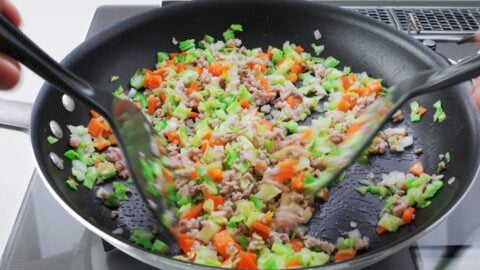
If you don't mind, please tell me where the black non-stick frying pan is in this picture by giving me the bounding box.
[0,0,478,269]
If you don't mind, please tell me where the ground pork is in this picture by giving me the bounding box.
[69,136,80,147]
[179,216,202,233]
[272,205,305,234]
[105,147,129,178]
[302,235,336,254]
[391,110,404,123]
[268,231,290,244]
[354,236,370,251]
[368,136,388,155]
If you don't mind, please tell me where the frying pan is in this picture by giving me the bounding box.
[0,0,478,269]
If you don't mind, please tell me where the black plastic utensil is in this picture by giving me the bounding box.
[0,15,179,252]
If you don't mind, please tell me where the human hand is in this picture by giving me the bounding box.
[0,0,21,90]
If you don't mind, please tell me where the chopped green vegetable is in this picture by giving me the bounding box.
[47,136,59,144]
[113,181,131,201]
[129,228,154,249]
[103,192,119,208]
[433,100,446,122]
[110,75,119,82]
[156,52,169,63]
[130,70,145,90]
[444,152,451,163]
[311,43,324,56]
[66,178,79,190]
[203,34,214,44]
[324,56,340,68]
[179,39,196,51]
[410,101,422,122]
[230,24,243,31]
[151,240,169,254]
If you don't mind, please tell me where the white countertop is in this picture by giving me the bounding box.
[0,0,162,257]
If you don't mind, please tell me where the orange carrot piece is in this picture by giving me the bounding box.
[403,207,416,223]
[109,134,118,146]
[272,159,297,183]
[94,157,102,167]
[213,230,241,258]
[289,64,302,74]
[237,251,258,270]
[376,226,387,235]
[90,109,101,118]
[207,168,224,183]
[143,73,162,90]
[299,128,314,144]
[251,221,271,240]
[337,98,352,112]
[189,111,199,119]
[195,66,203,76]
[94,136,110,151]
[180,202,203,221]
[162,168,174,183]
[409,161,424,177]
[165,131,181,144]
[366,79,382,94]
[260,78,272,92]
[287,73,298,83]
[204,194,225,210]
[291,172,305,192]
[88,118,105,138]
[177,233,195,253]
[286,258,301,268]
[208,62,228,76]
[418,106,427,116]
[255,162,267,173]
[239,99,250,109]
[286,95,301,108]
[147,96,160,115]
[258,118,274,131]
[294,45,304,54]
[186,81,199,95]
[334,249,357,261]
[290,239,303,252]
[176,63,186,74]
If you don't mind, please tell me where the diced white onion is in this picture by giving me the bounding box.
[313,29,322,40]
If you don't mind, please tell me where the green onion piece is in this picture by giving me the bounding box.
[179,39,196,51]
[66,178,79,190]
[130,70,145,90]
[311,43,324,56]
[324,56,340,68]
[156,52,169,63]
[271,48,283,64]
[237,234,249,251]
[173,55,186,63]
[113,85,124,97]
[433,100,446,122]
[113,181,131,201]
[236,162,250,173]
[283,120,298,134]
[103,193,119,208]
[133,92,148,108]
[445,152,451,163]
[129,228,154,249]
[204,49,215,63]
[227,221,237,228]
[83,167,98,189]
[410,101,421,122]
[223,29,235,41]
[98,162,116,180]
[230,24,243,31]
[151,240,169,254]
[64,149,79,160]
[263,139,274,153]
[110,76,119,82]
[172,105,192,120]
[203,34,214,44]
[250,195,265,210]
[47,136,59,144]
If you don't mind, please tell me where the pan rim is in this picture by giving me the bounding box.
[30,0,480,269]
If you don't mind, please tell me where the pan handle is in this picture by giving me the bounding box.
[0,98,31,132]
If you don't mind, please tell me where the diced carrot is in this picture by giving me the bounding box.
[299,128,314,144]
[260,78,272,93]
[341,76,353,90]
[208,62,230,76]
[153,67,167,77]
[169,52,186,58]
[162,168,174,183]
[190,168,198,180]
[177,233,195,253]
[186,81,199,95]
[210,139,227,146]
[213,230,241,258]
[409,161,424,177]
[143,73,162,90]
[273,159,297,183]
[276,58,285,67]
[403,207,416,223]
[165,131,181,145]
[180,202,204,220]
[200,140,209,153]
[239,99,250,109]
[109,134,117,146]
[346,120,363,139]
[94,136,110,151]
[147,96,160,115]
[88,118,106,137]
[204,194,224,210]
[176,63,186,73]
[159,93,167,103]
[287,73,298,83]
[351,87,371,97]
[263,211,273,225]
[251,221,271,240]
[294,45,304,54]
[195,66,203,76]
[290,64,302,74]
[291,172,305,192]
[319,187,329,202]
[337,98,352,112]
[419,106,427,116]
[367,79,382,94]
[334,249,357,261]
[290,239,303,252]
[189,111,199,119]
[375,226,387,235]
[207,168,223,183]
[258,118,274,131]
[101,124,112,138]
[90,110,101,118]
[286,258,301,268]
[286,95,302,108]
[252,63,267,74]
[255,162,267,173]
[237,251,258,270]
[94,157,102,167]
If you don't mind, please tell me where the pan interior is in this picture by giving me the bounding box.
[29,0,479,268]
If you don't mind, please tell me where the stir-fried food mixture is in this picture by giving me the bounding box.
[59,25,449,269]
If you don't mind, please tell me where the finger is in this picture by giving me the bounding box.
[1,0,21,27]
[472,77,480,109]
[0,53,20,89]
